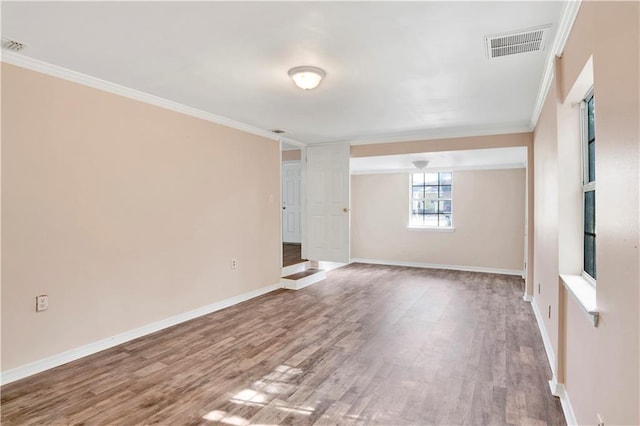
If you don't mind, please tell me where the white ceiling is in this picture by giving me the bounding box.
[2,2,564,145]
[351,147,527,175]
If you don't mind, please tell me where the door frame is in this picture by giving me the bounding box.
[280,140,307,266]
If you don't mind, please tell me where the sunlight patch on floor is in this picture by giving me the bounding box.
[212,364,316,421]
[202,410,247,425]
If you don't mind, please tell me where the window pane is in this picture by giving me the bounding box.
[584,190,595,234]
[412,187,424,199]
[587,96,595,142]
[439,185,452,199]
[411,200,422,214]
[422,200,438,214]
[423,214,438,227]
[425,186,438,198]
[439,172,452,185]
[588,141,595,182]
[439,214,452,227]
[584,234,596,279]
[410,213,424,226]
[424,173,438,185]
[412,173,424,185]
[439,200,452,214]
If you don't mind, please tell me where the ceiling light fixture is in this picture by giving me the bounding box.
[288,66,326,90]
[412,160,429,170]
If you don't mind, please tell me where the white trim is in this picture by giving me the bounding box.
[523,294,533,302]
[530,0,582,127]
[0,282,281,386]
[281,137,307,148]
[312,261,347,272]
[0,51,296,143]
[281,260,311,277]
[281,270,326,290]
[531,299,579,425]
[350,258,523,276]
[550,381,578,425]
[531,297,557,377]
[561,274,599,327]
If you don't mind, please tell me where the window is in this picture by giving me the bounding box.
[582,91,596,280]
[410,172,452,228]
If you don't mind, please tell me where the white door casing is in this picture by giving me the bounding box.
[282,162,302,243]
[305,144,350,263]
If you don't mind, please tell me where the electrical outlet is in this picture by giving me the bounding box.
[231,258,237,269]
[36,295,48,312]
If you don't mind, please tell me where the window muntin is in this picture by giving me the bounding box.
[582,91,596,280]
[410,172,452,228]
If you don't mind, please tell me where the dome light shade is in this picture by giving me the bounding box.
[412,160,429,170]
[288,66,326,90]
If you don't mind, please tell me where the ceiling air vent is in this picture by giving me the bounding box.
[485,25,550,59]
[1,38,27,52]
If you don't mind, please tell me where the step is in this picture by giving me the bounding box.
[281,268,326,290]
[281,260,311,277]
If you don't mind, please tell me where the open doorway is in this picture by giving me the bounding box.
[281,145,305,268]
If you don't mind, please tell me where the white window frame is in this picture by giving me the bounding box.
[580,87,596,285]
[408,171,454,230]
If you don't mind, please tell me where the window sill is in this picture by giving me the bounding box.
[560,274,599,327]
[407,226,455,232]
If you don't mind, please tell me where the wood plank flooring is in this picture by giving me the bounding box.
[1,264,565,425]
[282,243,305,267]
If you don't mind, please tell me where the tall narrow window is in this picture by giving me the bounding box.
[410,172,452,228]
[582,91,596,280]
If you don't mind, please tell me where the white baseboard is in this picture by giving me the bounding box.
[523,293,533,302]
[0,282,281,386]
[350,258,523,276]
[531,298,577,424]
[549,380,578,425]
[311,260,348,272]
[530,297,557,377]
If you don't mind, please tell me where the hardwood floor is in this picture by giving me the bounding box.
[1,264,565,425]
[282,243,305,267]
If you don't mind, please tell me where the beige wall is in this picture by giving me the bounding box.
[281,149,301,162]
[350,132,532,157]
[533,75,560,369]
[1,64,282,371]
[351,169,525,272]
[533,2,639,424]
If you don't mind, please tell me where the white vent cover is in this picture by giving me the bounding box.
[1,38,27,52]
[485,25,551,59]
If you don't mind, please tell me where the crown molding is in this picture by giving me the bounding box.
[530,0,582,129]
[331,123,532,147]
[280,136,307,148]
[0,51,281,142]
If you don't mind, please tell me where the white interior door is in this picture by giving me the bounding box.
[282,162,302,243]
[305,144,350,262]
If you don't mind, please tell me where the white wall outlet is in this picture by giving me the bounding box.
[36,295,48,312]
[231,258,237,269]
